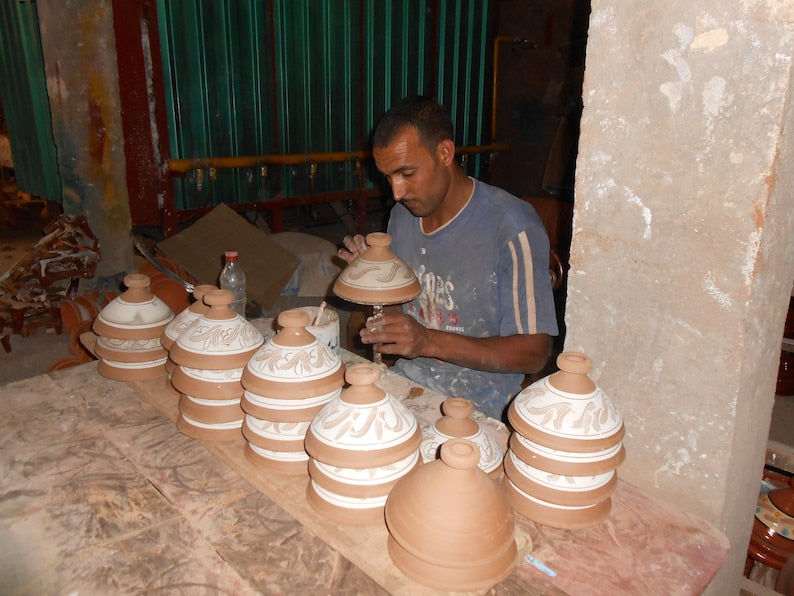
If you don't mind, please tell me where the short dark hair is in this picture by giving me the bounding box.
[372,96,454,153]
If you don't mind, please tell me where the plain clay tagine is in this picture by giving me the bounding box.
[385,438,518,592]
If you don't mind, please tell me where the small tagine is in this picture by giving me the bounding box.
[748,483,794,571]
[504,351,625,529]
[385,439,518,591]
[304,363,422,525]
[420,397,504,477]
[93,273,174,381]
[240,309,344,475]
[161,284,217,376]
[169,289,264,442]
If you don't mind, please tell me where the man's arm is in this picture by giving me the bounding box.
[360,313,550,374]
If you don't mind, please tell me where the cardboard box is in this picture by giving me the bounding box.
[156,204,300,309]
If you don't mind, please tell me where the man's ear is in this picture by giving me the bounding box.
[436,138,457,166]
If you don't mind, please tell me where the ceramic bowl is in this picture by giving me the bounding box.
[242,415,311,453]
[509,431,626,477]
[97,356,168,381]
[95,336,167,363]
[306,479,389,526]
[508,351,624,452]
[169,289,264,370]
[503,449,617,507]
[420,397,504,476]
[178,394,245,425]
[176,413,243,443]
[245,442,309,476]
[241,309,344,399]
[384,439,517,592]
[305,363,422,468]
[241,386,340,423]
[309,450,422,499]
[93,273,174,340]
[503,476,612,530]
[170,365,245,400]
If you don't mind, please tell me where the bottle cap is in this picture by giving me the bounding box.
[224,250,238,260]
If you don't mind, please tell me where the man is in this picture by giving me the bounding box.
[340,96,558,422]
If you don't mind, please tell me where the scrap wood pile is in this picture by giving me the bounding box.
[0,214,100,352]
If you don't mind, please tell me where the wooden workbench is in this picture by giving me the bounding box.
[0,354,729,594]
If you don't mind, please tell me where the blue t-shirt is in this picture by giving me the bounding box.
[387,178,558,421]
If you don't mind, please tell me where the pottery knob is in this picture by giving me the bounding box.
[549,351,597,394]
[440,439,480,470]
[362,232,395,262]
[203,289,237,321]
[122,273,154,303]
[273,309,316,347]
[342,363,385,405]
[436,397,479,437]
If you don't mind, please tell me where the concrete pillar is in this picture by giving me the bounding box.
[567,1,794,591]
[36,0,133,287]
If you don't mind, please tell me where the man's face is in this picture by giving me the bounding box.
[373,126,450,218]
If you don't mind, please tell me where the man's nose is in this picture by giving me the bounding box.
[391,178,406,200]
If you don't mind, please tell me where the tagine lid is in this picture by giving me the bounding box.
[332,232,421,305]
[305,363,422,468]
[508,351,624,452]
[384,438,517,584]
[168,289,264,369]
[93,273,175,340]
[241,309,344,398]
[162,284,216,349]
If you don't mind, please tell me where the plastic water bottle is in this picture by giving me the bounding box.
[219,250,246,317]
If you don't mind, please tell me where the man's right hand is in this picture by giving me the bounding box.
[338,234,369,263]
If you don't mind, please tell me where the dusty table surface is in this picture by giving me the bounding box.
[0,353,729,595]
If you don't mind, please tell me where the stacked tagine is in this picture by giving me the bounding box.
[240,309,344,475]
[420,397,504,478]
[168,289,264,441]
[160,284,217,375]
[385,438,518,591]
[504,351,625,529]
[304,363,423,525]
[93,273,174,381]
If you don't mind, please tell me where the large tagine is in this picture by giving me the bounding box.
[169,289,264,442]
[93,273,174,381]
[504,351,625,529]
[420,397,504,477]
[304,363,422,524]
[385,438,518,591]
[240,308,344,475]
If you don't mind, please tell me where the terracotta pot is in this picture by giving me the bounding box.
[332,232,421,306]
[385,439,517,591]
[308,450,422,499]
[170,365,245,400]
[748,487,794,570]
[508,431,626,477]
[94,336,167,364]
[242,415,310,453]
[176,414,243,443]
[503,476,612,530]
[60,291,117,333]
[178,394,245,425]
[241,387,339,422]
[244,442,309,476]
[420,397,504,477]
[97,357,168,382]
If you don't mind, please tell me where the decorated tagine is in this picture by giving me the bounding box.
[161,284,217,376]
[385,438,518,591]
[504,351,625,529]
[304,363,422,525]
[420,397,504,478]
[168,289,264,442]
[747,482,794,572]
[240,309,345,475]
[93,273,174,381]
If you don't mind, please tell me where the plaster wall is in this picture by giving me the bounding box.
[567,1,794,591]
[36,0,133,284]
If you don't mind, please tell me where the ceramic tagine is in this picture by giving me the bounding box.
[420,397,504,478]
[385,438,518,591]
[93,273,174,381]
[748,481,794,572]
[240,308,345,475]
[161,284,217,375]
[168,289,264,442]
[503,351,625,529]
[304,363,422,525]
